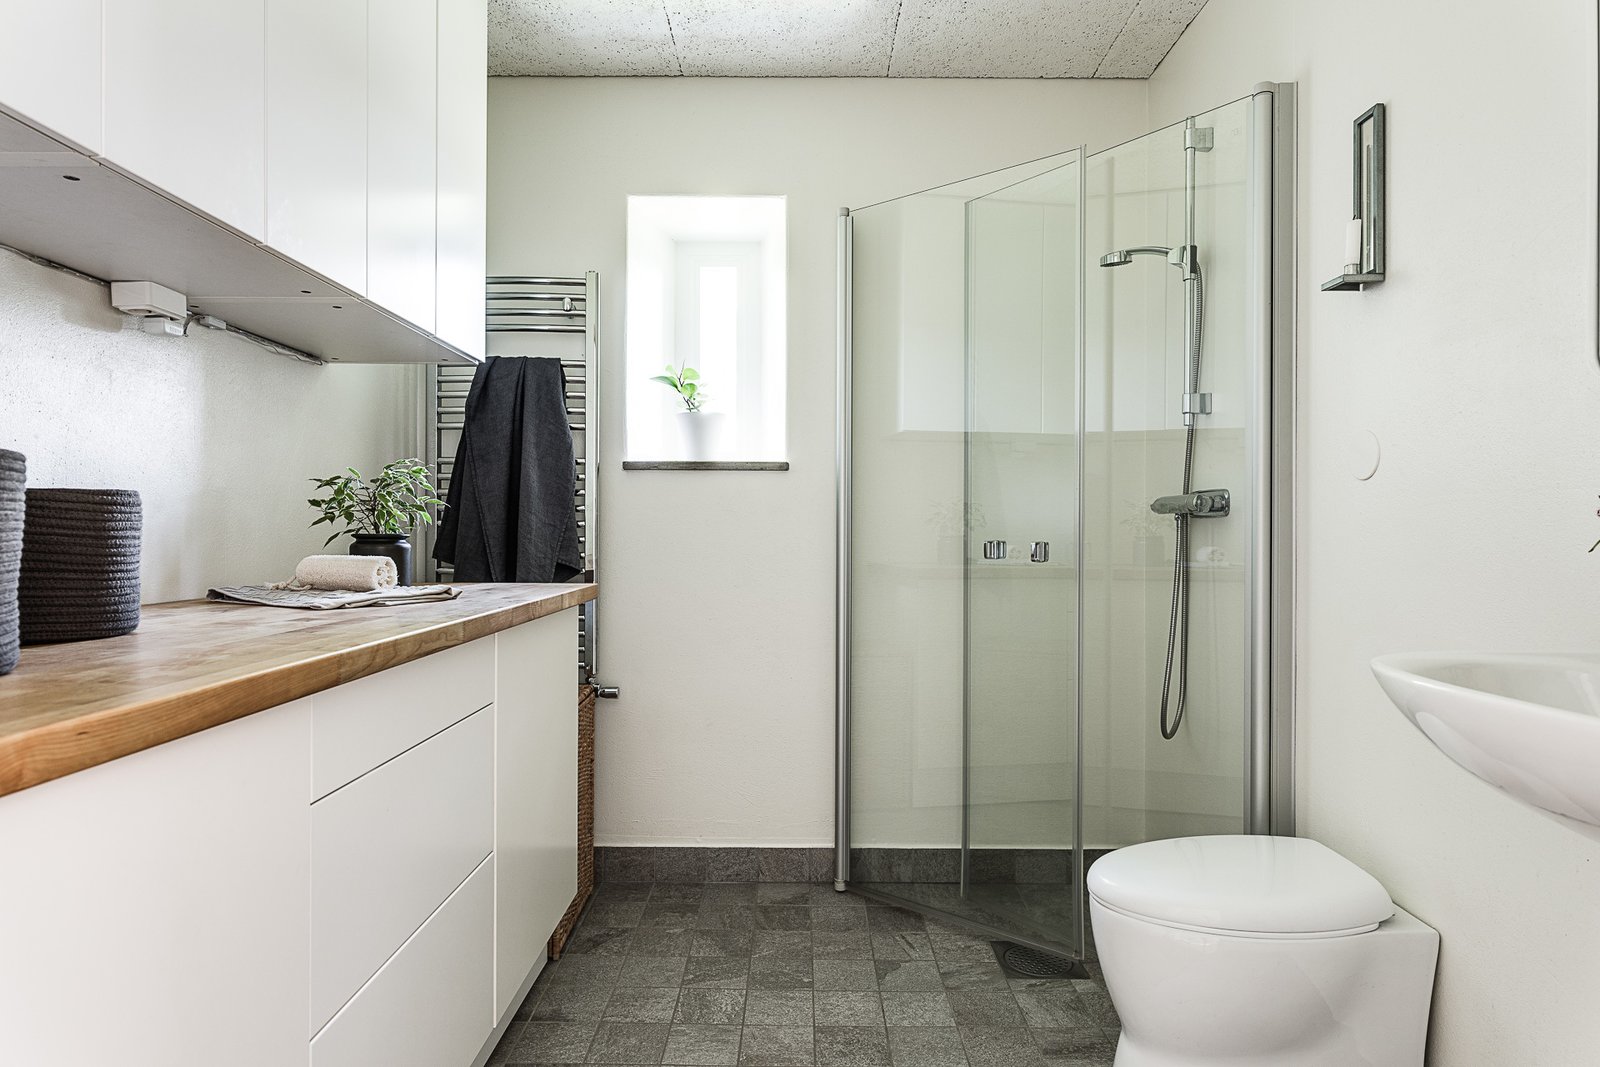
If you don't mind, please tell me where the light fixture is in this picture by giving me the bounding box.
[1323,103,1386,292]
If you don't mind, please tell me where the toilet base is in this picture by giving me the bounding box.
[1092,899,1438,1067]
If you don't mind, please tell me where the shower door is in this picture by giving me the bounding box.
[962,159,1086,956]
[841,150,1088,959]
[839,85,1294,964]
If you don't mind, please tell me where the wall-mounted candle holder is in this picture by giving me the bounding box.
[1322,103,1386,292]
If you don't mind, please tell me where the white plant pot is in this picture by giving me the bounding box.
[675,410,727,461]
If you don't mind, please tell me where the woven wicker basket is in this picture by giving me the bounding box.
[18,489,142,644]
[0,451,23,675]
[549,683,598,959]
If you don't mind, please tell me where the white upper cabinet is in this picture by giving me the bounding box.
[0,0,102,153]
[368,0,439,334]
[435,0,488,359]
[104,0,267,241]
[267,0,368,293]
[0,0,487,361]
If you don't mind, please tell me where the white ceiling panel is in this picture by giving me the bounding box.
[666,0,900,77]
[1094,0,1207,78]
[487,0,1210,79]
[888,0,1136,79]
[488,0,680,76]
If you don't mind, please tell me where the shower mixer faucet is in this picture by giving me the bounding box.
[1150,489,1230,518]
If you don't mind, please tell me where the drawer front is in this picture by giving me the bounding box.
[311,707,492,1034]
[311,636,494,800]
[312,855,493,1067]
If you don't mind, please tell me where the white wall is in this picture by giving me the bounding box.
[0,250,418,603]
[1151,3,1600,1063]
[489,77,1149,846]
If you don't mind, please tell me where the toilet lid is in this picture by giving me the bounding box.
[1087,836,1394,936]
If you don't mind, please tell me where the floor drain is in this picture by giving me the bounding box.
[992,941,1088,980]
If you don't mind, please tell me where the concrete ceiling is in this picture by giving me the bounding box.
[488,0,1209,79]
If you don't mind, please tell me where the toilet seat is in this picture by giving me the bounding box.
[1087,835,1394,938]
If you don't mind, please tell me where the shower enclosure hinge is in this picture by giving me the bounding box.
[1182,392,1213,416]
[1185,127,1215,152]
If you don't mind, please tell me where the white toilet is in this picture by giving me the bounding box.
[1087,836,1438,1067]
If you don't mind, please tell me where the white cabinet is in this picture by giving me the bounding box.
[0,0,102,153]
[494,613,579,1018]
[368,0,438,332]
[311,707,493,1033]
[311,636,494,800]
[435,0,488,358]
[267,0,368,292]
[103,0,267,240]
[0,0,488,359]
[0,607,580,1066]
[0,699,312,1067]
[312,857,494,1067]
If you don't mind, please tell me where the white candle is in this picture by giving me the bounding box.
[1344,218,1364,270]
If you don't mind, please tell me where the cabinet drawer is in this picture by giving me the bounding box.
[312,855,493,1067]
[311,636,493,800]
[311,707,492,1034]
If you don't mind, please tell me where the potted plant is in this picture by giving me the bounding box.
[307,459,443,585]
[652,362,725,460]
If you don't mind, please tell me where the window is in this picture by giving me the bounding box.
[625,196,786,462]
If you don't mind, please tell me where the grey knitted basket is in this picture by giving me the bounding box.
[18,488,142,644]
[0,450,21,674]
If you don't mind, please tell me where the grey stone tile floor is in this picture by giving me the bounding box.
[488,881,1119,1066]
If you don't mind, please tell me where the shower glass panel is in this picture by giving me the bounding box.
[963,161,1084,956]
[1081,98,1252,851]
[844,152,1083,953]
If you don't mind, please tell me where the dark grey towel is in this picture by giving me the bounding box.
[433,356,583,583]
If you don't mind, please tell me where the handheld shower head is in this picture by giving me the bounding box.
[1098,245,1173,268]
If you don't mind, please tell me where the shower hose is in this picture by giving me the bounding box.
[1158,262,1204,740]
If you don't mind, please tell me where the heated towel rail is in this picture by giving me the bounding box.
[423,272,614,695]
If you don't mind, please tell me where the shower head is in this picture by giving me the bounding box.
[1098,245,1173,268]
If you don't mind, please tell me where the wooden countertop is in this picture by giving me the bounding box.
[0,582,597,799]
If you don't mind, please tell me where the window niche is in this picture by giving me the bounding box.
[624,195,787,467]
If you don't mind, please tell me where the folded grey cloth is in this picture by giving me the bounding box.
[292,553,398,591]
[206,584,459,610]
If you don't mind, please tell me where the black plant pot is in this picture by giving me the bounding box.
[349,533,412,586]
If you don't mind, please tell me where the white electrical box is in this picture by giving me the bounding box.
[110,280,188,321]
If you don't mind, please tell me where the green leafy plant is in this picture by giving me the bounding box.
[307,459,444,546]
[651,362,705,412]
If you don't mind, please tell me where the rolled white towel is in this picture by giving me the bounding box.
[293,553,398,592]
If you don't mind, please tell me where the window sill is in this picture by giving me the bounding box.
[622,461,790,472]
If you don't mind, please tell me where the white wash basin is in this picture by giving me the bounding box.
[1372,653,1600,834]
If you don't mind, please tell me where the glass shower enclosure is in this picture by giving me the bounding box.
[835,86,1296,963]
